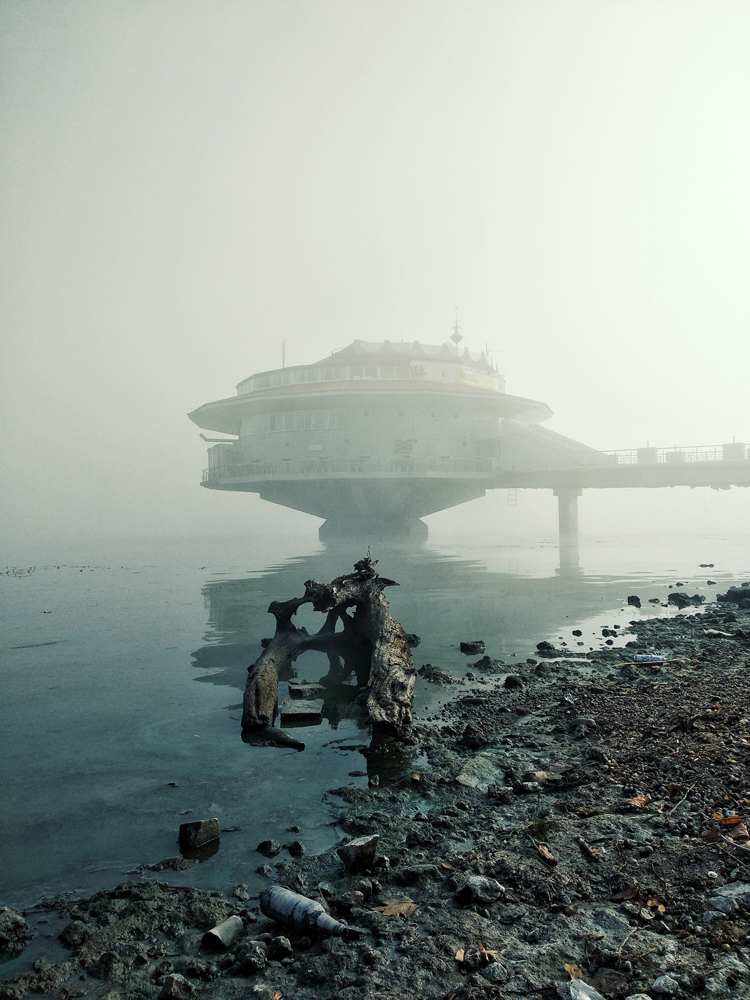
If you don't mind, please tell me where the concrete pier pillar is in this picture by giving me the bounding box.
[553,487,582,575]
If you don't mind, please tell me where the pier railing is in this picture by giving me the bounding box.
[599,443,748,466]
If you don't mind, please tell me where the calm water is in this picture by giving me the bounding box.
[2,530,749,926]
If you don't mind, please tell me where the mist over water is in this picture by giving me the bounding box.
[3,6,750,982]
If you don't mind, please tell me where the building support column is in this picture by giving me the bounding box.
[554,487,582,575]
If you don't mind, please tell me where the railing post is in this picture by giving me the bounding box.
[554,487,583,575]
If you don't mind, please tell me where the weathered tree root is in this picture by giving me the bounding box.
[241,555,415,739]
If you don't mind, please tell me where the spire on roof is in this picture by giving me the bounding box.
[450,307,463,346]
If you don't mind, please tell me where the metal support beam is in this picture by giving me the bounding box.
[554,487,582,575]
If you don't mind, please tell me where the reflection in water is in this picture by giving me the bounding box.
[191,539,643,784]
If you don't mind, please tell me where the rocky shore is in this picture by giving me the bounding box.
[4,585,750,1000]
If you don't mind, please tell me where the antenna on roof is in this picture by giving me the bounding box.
[450,307,463,345]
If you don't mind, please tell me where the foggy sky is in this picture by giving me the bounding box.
[3,0,750,549]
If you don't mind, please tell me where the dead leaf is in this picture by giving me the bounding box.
[411,773,420,781]
[441,862,453,869]
[612,887,639,901]
[724,820,750,843]
[623,796,651,808]
[538,844,557,866]
[704,827,720,843]
[374,897,418,917]
[564,962,582,980]
[272,994,282,1000]
[477,940,499,963]
[454,948,465,962]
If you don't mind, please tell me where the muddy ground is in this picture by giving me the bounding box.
[4,587,750,1000]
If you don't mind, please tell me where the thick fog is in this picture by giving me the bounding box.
[3,0,750,550]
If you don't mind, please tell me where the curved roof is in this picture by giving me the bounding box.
[188,380,553,436]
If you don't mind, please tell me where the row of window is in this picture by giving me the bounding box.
[242,408,468,434]
[238,365,415,393]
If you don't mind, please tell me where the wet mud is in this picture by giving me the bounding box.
[4,592,750,1000]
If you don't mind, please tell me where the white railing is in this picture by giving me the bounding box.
[600,443,748,466]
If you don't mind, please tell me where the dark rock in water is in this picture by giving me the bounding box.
[159,973,195,999]
[0,907,32,952]
[649,597,661,603]
[178,818,219,852]
[404,633,420,648]
[707,579,717,585]
[572,629,582,637]
[337,833,379,872]
[149,856,198,872]
[717,587,750,604]
[59,919,88,950]
[627,595,642,608]
[504,674,524,689]
[285,840,306,857]
[256,839,281,857]
[267,935,294,961]
[417,663,453,684]
[460,640,485,654]
[700,563,714,568]
[668,592,694,608]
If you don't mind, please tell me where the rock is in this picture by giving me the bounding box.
[285,840,306,856]
[458,722,488,749]
[627,595,641,607]
[456,753,502,792]
[0,908,32,952]
[201,915,243,949]
[267,935,293,961]
[256,839,281,857]
[338,833,379,872]
[504,673,524,688]
[178,818,219,851]
[455,875,504,905]
[59,919,89,949]
[417,663,453,684]
[279,698,323,723]
[287,682,325,700]
[88,951,125,981]
[487,784,514,804]
[404,633,420,647]
[158,973,195,999]
[624,996,653,1000]
[650,974,681,996]
[472,655,505,673]
[460,640,485,654]
[237,941,268,974]
[561,981,607,1000]
[570,717,597,730]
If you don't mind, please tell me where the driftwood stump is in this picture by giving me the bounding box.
[242,555,415,740]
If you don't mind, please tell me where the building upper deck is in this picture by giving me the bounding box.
[237,340,505,395]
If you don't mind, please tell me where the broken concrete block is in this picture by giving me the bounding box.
[337,833,379,872]
[178,817,220,852]
[280,698,323,724]
[201,915,243,949]
[288,682,325,700]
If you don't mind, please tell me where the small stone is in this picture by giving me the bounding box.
[285,840,306,856]
[337,833,379,872]
[454,875,504,905]
[504,674,524,688]
[267,936,293,961]
[178,818,219,851]
[649,974,680,996]
[158,974,195,999]
[256,839,281,857]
